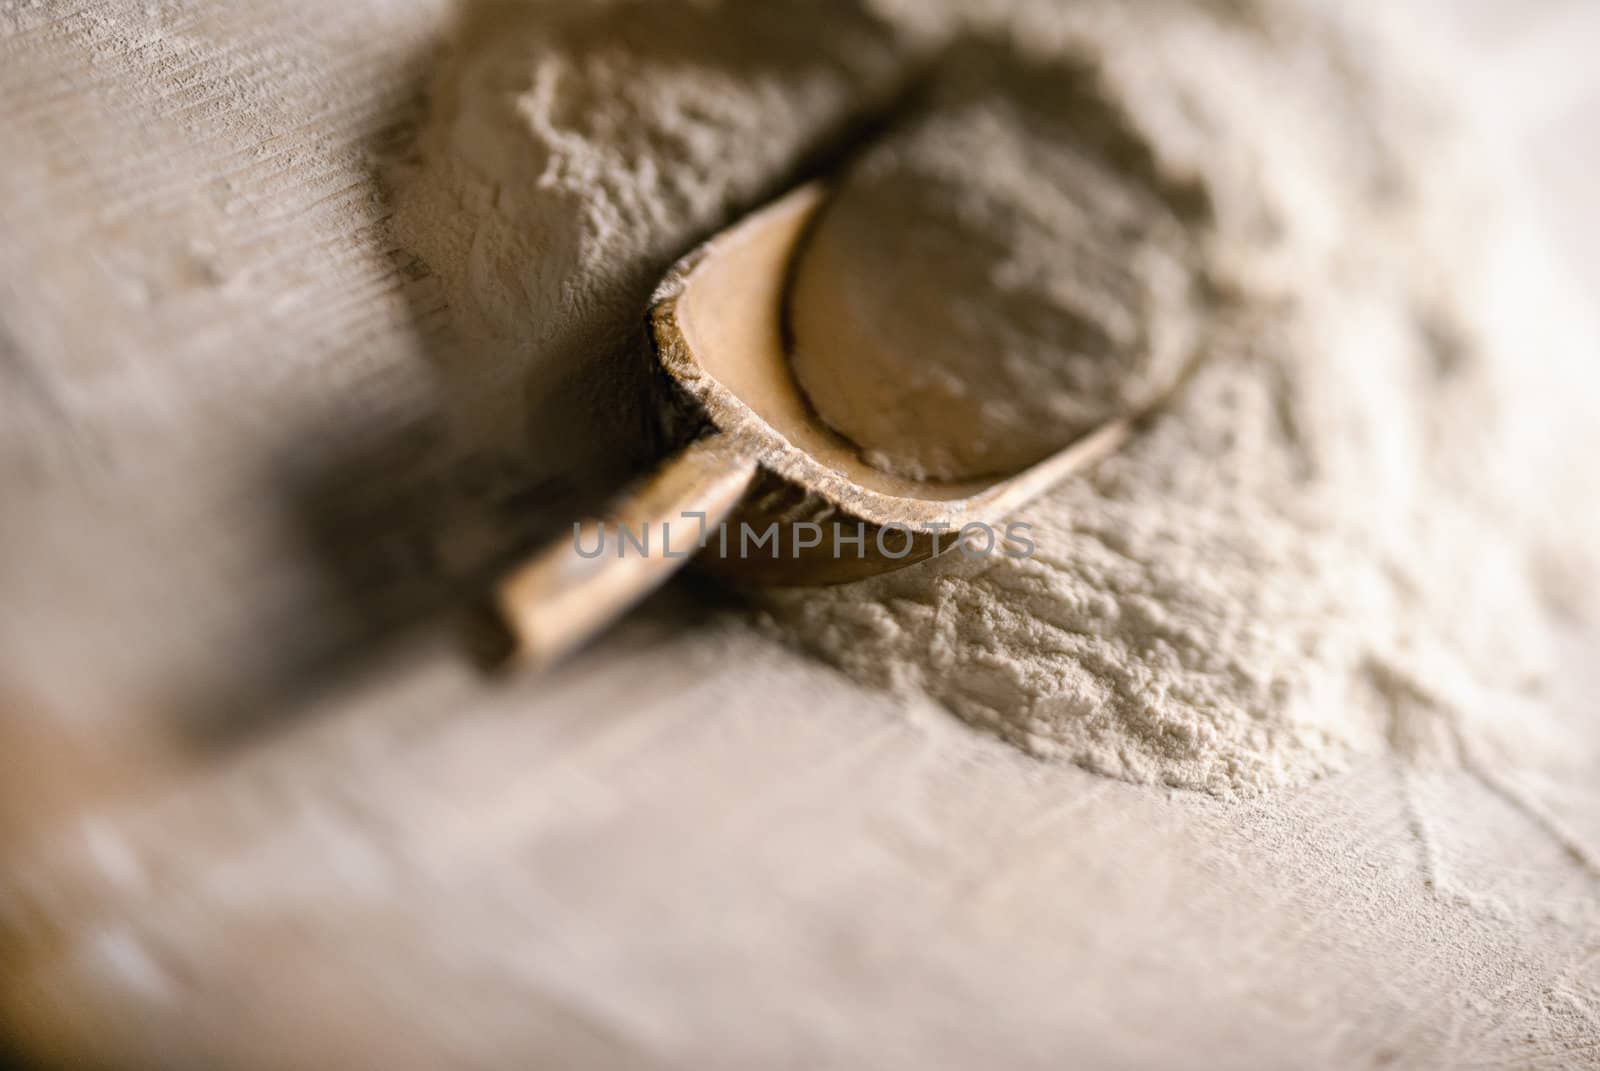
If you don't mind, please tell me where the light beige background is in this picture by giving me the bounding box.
[3,2,1599,1068]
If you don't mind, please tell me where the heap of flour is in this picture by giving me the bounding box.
[766,2,1600,795]
[788,45,1201,481]
[390,0,910,490]
[395,0,1600,796]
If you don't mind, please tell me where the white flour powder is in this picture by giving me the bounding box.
[767,2,1600,795]
[397,0,1600,796]
[788,43,1201,481]
[390,0,908,488]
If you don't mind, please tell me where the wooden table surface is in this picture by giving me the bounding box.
[4,2,1600,1068]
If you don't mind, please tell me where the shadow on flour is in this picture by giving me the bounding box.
[160,23,590,747]
[178,0,911,748]
[382,0,914,498]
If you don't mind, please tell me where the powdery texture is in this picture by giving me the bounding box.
[788,44,1202,481]
[766,1,1600,796]
[388,0,1600,799]
[390,0,910,490]
[7,6,1600,1063]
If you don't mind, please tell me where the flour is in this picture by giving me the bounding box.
[389,0,909,491]
[395,0,1600,798]
[765,2,1600,795]
[788,44,1201,481]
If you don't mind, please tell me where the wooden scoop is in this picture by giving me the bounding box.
[496,182,1152,665]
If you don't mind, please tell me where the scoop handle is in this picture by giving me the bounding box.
[495,432,757,666]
